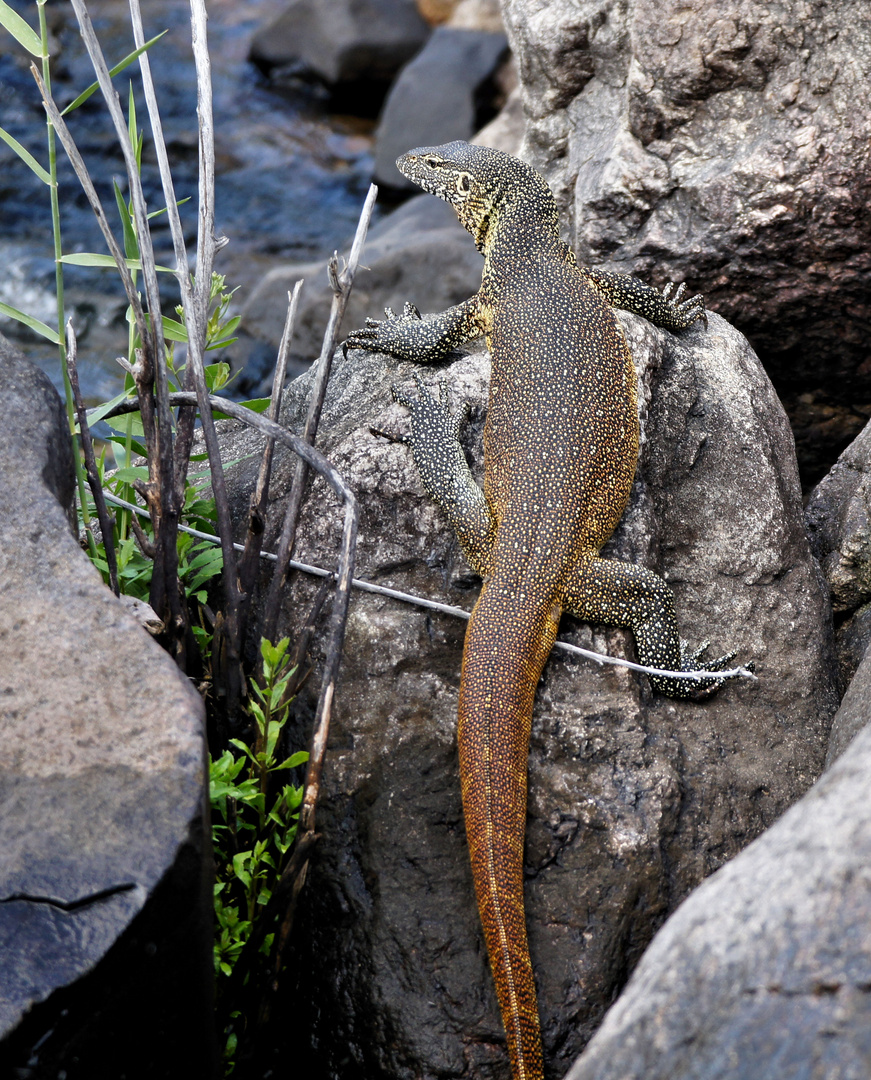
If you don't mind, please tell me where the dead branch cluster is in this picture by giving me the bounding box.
[37,0,375,1017]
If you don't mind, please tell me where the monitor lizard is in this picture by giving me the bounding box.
[345,140,747,1080]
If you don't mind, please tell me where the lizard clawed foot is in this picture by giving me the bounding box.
[650,639,754,701]
[345,301,424,355]
[659,281,707,331]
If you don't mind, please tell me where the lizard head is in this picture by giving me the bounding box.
[396,141,560,253]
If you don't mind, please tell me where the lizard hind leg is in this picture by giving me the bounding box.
[563,555,746,699]
[391,372,497,576]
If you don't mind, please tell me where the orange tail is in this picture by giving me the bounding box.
[458,589,557,1080]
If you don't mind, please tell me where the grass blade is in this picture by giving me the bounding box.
[61,30,168,115]
[0,301,61,343]
[59,252,174,272]
[0,0,44,57]
[0,125,52,185]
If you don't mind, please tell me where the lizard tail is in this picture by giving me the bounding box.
[457,587,558,1080]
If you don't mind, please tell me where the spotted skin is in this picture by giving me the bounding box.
[346,141,743,1080]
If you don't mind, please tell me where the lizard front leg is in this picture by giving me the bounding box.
[582,268,707,331]
[345,295,484,363]
[389,373,497,576]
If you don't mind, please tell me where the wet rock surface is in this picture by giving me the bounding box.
[564,683,871,1080]
[0,334,214,1078]
[499,0,871,487]
[212,305,836,1077]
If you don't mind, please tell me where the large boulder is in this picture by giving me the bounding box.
[0,335,215,1077]
[249,0,430,106]
[564,661,871,1080]
[214,302,836,1076]
[805,419,871,692]
[499,0,871,485]
[372,27,510,189]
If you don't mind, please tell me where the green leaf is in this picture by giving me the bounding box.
[0,125,52,185]
[84,387,138,428]
[161,315,188,343]
[60,252,175,272]
[113,179,138,261]
[111,464,150,484]
[275,751,309,771]
[0,0,44,57]
[147,195,191,221]
[61,30,168,115]
[0,302,60,344]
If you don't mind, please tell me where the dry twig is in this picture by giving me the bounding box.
[65,319,119,596]
[261,184,378,644]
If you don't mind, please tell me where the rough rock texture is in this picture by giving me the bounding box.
[499,0,871,485]
[0,334,215,1078]
[806,419,871,691]
[564,680,871,1080]
[214,306,836,1077]
[249,0,430,95]
[825,641,871,770]
[373,27,510,189]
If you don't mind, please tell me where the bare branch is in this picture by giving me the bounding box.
[65,319,120,596]
[30,68,146,343]
[237,281,304,621]
[66,0,184,655]
[261,185,378,643]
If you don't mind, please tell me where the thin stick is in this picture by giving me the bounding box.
[65,320,120,596]
[30,68,147,347]
[261,185,378,644]
[126,0,197,504]
[129,0,243,702]
[100,488,756,686]
[65,0,184,656]
[238,281,304,621]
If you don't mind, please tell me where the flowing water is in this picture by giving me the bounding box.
[0,0,378,404]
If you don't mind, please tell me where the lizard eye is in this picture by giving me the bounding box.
[425,156,441,168]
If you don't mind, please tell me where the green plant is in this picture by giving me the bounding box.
[210,637,308,1071]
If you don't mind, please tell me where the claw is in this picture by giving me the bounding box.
[391,382,413,408]
[672,281,687,304]
[384,306,397,320]
[403,301,422,319]
[369,424,409,444]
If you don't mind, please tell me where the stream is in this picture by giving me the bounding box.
[0,0,379,405]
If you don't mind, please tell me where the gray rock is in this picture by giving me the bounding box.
[564,674,871,1080]
[373,27,510,189]
[212,303,836,1076]
[806,418,871,687]
[239,193,483,373]
[0,334,215,1077]
[499,0,871,478]
[249,0,430,90]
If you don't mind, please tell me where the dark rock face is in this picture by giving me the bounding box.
[0,334,215,1078]
[372,27,510,189]
[249,0,430,105]
[214,306,836,1077]
[806,420,871,692]
[564,675,871,1080]
[499,0,871,485]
